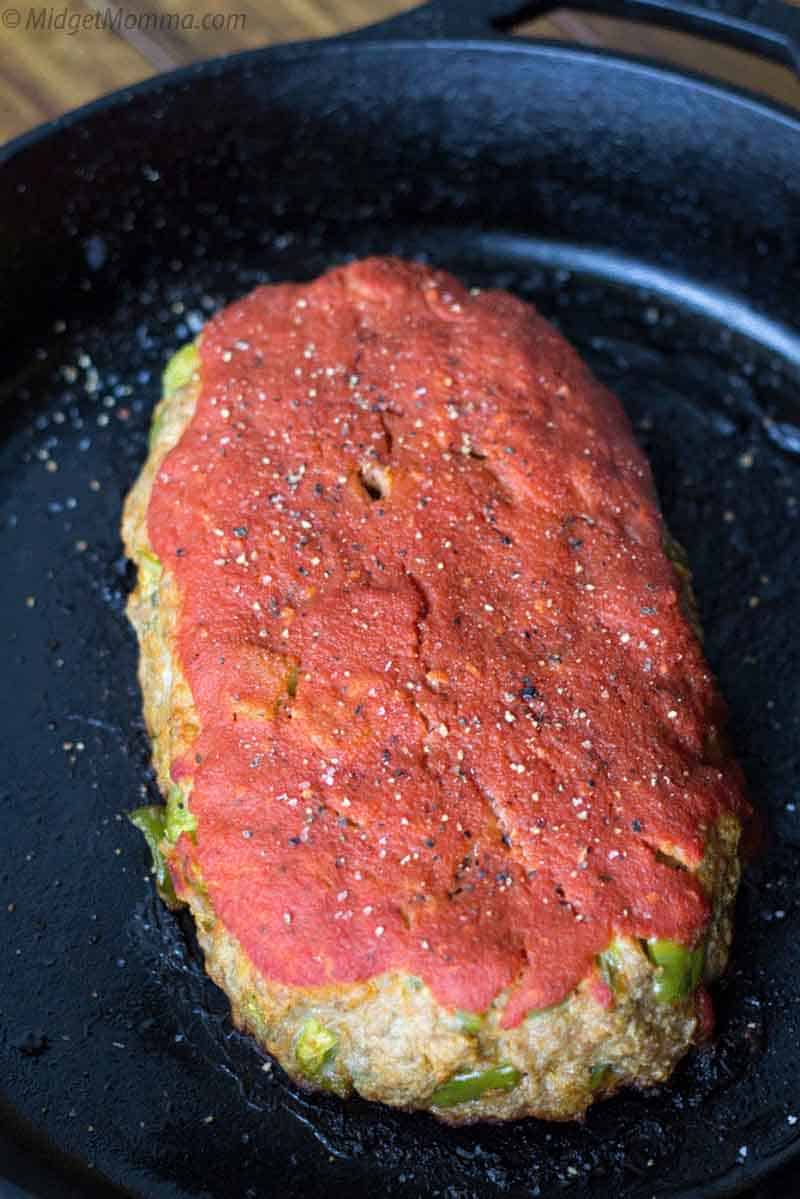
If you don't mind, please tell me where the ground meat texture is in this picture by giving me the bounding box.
[122,258,749,1121]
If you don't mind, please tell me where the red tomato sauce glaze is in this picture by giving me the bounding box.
[147,258,749,1027]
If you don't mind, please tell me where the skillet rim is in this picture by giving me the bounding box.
[3,33,800,171]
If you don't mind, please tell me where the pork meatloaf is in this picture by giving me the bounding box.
[122,257,750,1122]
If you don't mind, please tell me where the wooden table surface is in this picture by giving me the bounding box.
[2,0,800,143]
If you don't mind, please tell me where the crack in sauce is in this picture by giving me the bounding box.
[148,258,748,1026]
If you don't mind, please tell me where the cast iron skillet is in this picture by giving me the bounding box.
[2,1,800,1195]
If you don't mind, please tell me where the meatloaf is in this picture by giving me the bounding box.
[122,257,750,1122]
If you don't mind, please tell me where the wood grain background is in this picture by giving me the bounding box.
[2,0,800,143]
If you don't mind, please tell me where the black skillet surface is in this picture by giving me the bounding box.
[2,2,800,1196]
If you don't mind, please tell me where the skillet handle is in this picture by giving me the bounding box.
[354,0,800,74]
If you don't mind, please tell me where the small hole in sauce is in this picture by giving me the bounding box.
[359,462,391,501]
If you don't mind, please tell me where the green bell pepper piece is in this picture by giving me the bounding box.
[129,805,176,904]
[147,409,166,451]
[589,1063,614,1091]
[646,938,704,1003]
[139,548,162,585]
[453,1010,483,1035]
[138,549,162,610]
[597,939,625,992]
[149,343,199,447]
[165,782,197,843]
[149,345,200,450]
[162,342,199,394]
[295,1018,338,1076]
[430,1063,522,1108]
